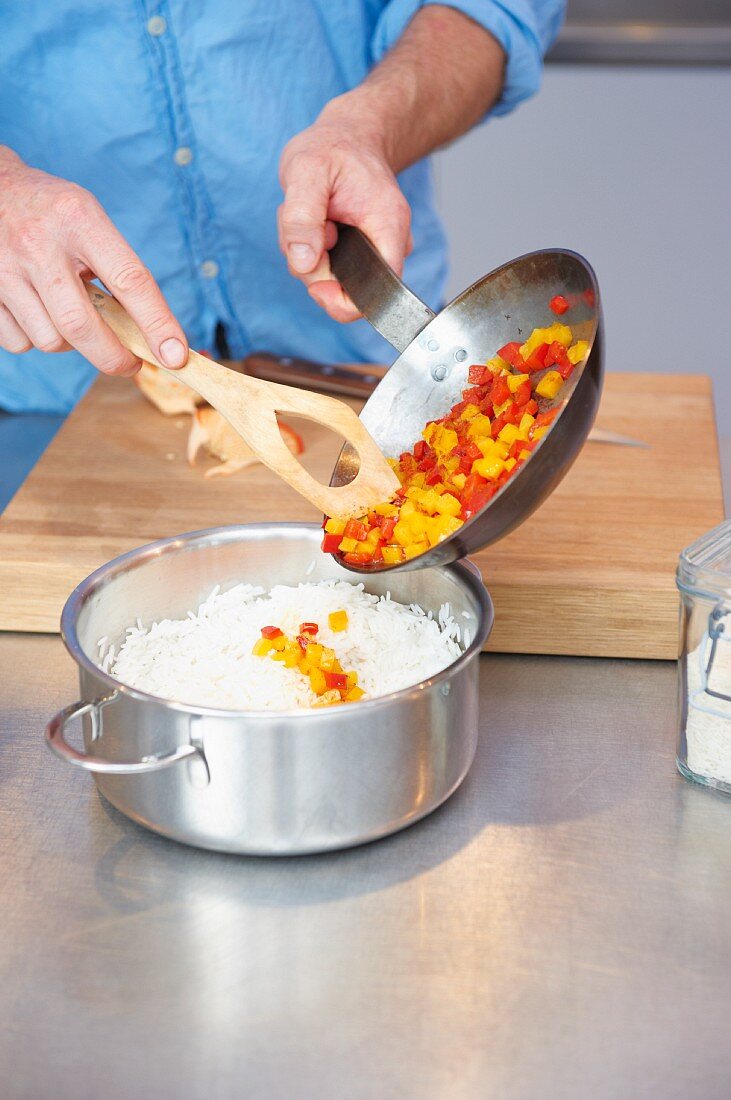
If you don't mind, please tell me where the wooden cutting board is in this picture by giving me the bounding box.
[0,372,723,657]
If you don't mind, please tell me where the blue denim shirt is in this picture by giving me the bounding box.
[0,0,563,412]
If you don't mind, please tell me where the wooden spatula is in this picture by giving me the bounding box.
[86,285,399,518]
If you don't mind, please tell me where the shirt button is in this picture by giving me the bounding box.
[174,146,193,167]
[201,260,219,279]
[147,15,167,36]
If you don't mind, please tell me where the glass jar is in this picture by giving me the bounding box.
[676,519,731,792]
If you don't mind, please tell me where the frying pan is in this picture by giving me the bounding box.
[326,225,604,573]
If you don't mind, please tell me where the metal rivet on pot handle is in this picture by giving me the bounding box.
[45,696,201,774]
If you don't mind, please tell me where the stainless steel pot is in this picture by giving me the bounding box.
[46,524,492,855]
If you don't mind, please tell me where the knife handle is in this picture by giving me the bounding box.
[243,353,386,400]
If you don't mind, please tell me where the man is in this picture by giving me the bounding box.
[0,2,563,414]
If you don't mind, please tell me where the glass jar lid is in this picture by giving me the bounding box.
[677,519,731,598]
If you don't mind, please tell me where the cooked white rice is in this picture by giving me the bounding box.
[100,580,464,711]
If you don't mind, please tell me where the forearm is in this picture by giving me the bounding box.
[321,4,506,173]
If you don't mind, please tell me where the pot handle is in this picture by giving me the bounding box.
[46,696,201,774]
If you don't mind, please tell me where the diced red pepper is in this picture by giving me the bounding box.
[490,377,510,407]
[514,380,532,406]
[549,295,570,316]
[535,408,559,427]
[524,398,539,416]
[343,552,374,566]
[323,671,348,692]
[372,543,384,563]
[468,364,491,386]
[261,625,283,639]
[379,515,397,541]
[425,467,443,486]
[524,342,550,372]
[413,439,427,461]
[344,518,369,542]
[557,359,576,380]
[462,485,496,519]
[299,622,319,635]
[461,386,488,405]
[544,341,571,371]
[297,634,310,651]
[582,288,596,309]
[490,414,506,439]
[321,533,342,554]
[463,471,487,499]
[497,342,524,368]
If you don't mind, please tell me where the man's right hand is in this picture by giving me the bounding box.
[0,147,188,376]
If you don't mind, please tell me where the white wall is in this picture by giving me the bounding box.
[434,65,730,460]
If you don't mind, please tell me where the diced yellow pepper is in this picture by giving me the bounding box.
[467,414,492,440]
[474,456,505,481]
[411,472,426,488]
[476,437,497,458]
[345,686,366,702]
[381,545,403,564]
[375,503,398,517]
[328,610,349,632]
[459,403,481,420]
[507,373,529,394]
[406,513,430,539]
[493,399,511,417]
[355,541,372,555]
[319,647,338,671]
[451,472,467,490]
[419,490,441,515]
[393,521,413,547]
[422,422,438,446]
[252,637,275,657]
[315,689,342,707]
[533,425,549,440]
[535,370,563,400]
[309,667,327,696]
[434,427,458,455]
[325,517,346,536]
[486,356,510,373]
[519,412,535,433]
[338,536,358,553]
[443,456,459,474]
[404,542,428,560]
[270,634,286,652]
[520,322,573,359]
[366,527,382,545]
[504,457,517,472]
[568,339,589,365]
[346,670,359,691]
[400,499,416,518]
[434,492,461,517]
[498,423,520,445]
[519,448,531,461]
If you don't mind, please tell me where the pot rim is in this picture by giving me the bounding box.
[61,522,493,721]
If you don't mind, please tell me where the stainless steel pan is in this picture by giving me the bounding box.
[326,226,604,573]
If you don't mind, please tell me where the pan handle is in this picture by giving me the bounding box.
[329,224,435,354]
[46,696,200,774]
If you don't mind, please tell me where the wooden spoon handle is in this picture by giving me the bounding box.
[86,284,399,518]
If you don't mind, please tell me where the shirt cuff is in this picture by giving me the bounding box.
[371,1,565,118]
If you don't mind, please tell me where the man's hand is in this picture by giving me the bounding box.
[278,4,505,323]
[278,110,411,323]
[0,147,188,375]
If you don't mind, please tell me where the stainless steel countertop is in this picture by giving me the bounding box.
[1,427,729,1099]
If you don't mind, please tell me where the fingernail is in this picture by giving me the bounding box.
[160,337,186,368]
[288,243,315,273]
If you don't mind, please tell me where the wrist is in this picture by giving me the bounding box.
[317,88,406,172]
